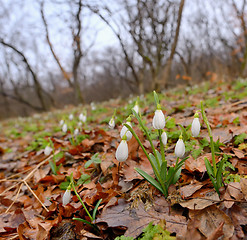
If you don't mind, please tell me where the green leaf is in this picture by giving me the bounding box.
[216,158,225,189]
[72,218,95,229]
[204,157,214,178]
[77,174,91,185]
[155,150,163,167]
[135,167,164,194]
[92,198,102,220]
[160,161,167,182]
[59,181,70,190]
[153,91,160,106]
[234,133,247,145]
[49,159,57,175]
[84,159,93,169]
[149,153,160,172]
[54,151,64,161]
[172,167,182,184]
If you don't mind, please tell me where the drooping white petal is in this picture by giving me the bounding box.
[62,189,71,206]
[44,146,53,156]
[74,128,79,136]
[108,118,115,129]
[59,119,64,126]
[79,113,87,123]
[62,123,67,133]
[133,104,139,114]
[191,117,201,137]
[175,139,185,158]
[120,122,132,140]
[161,131,167,146]
[69,114,74,120]
[152,110,166,129]
[116,140,128,162]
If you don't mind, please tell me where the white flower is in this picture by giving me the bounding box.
[116,140,128,162]
[59,119,64,126]
[152,109,166,129]
[133,103,139,114]
[74,128,79,136]
[44,145,53,156]
[62,189,71,206]
[175,137,185,158]
[161,131,167,146]
[69,114,73,120]
[79,113,86,123]
[78,122,82,127]
[62,123,67,133]
[109,118,115,129]
[120,121,132,141]
[91,102,96,110]
[191,114,200,137]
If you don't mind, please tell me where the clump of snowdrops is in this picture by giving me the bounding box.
[116,91,224,197]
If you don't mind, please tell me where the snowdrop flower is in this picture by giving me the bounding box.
[62,123,67,133]
[44,145,53,156]
[74,128,79,136]
[132,101,139,115]
[91,102,96,110]
[120,116,132,141]
[109,117,115,129]
[69,114,73,121]
[62,188,71,206]
[79,113,86,123]
[116,136,128,162]
[152,104,166,129]
[191,112,201,137]
[161,131,167,146]
[78,121,82,128]
[59,119,64,126]
[175,135,185,158]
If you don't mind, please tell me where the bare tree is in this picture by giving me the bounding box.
[0,38,47,110]
[161,0,185,90]
[40,0,97,104]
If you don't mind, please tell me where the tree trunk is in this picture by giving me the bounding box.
[160,0,185,90]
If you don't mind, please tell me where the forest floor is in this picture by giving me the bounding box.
[0,79,247,240]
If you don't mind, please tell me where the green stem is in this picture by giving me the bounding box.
[124,124,167,195]
[158,129,166,163]
[200,101,217,176]
[71,180,93,222]
[131,109,160,168]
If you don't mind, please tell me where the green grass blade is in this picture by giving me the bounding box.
[92,198,102,220]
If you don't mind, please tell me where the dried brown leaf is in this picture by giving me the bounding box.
[180,192,220,210]
[189,205,234,239]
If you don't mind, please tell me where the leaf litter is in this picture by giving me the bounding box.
[0,80,247,239]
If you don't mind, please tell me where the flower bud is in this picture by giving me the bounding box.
[44,145,53,156]
[74,128,79,136]
[175,136,185,158]
[191,113,200,137]
[133,102,139,115]
[152,107,165,129]
[59,119,64,126]
[116,139,128,162]
[62,188,71,206]
[69,114,73,121]
[109,118,115,129]
[79,113,86,123]
[62,123,67,133]
[161,131,167,146]
[120,117,132,140]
